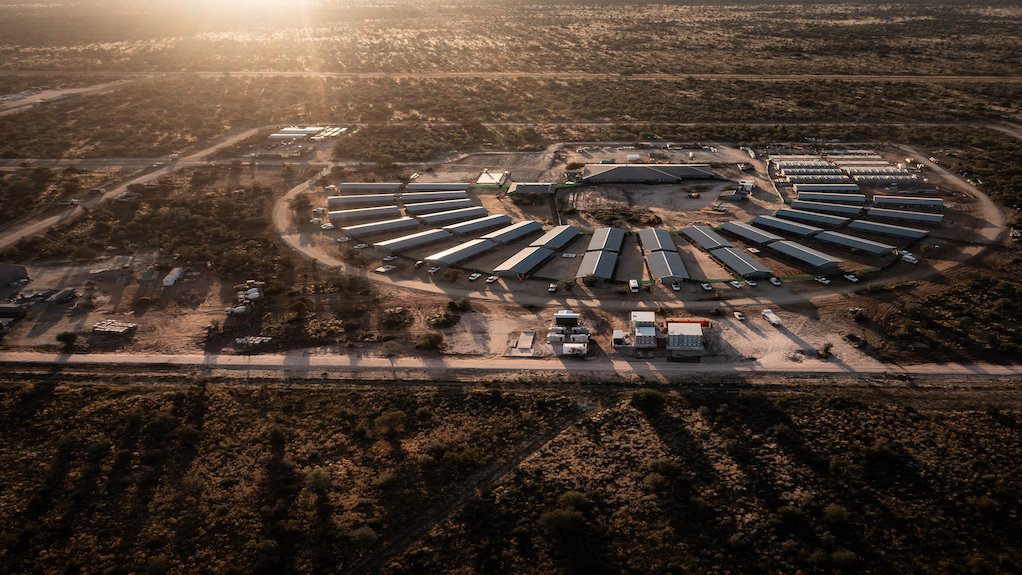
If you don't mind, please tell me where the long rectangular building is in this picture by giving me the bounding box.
[751,215,823,238]
[637,228,677,253]
[718,221,783,245]
[404,182,470,191]
[339,182,402,192]
[442,214,512,235]
[792,183,861,193]
[328,205,402,222]
[399,191,469,202]
[847,219,929,240]
[342,216,419,237]
[480,221,544,244]
[866,207,944,225]
[327,194,396,209]
[424,239,497,266]
[416,206,489,225]
[790,200,864,217]
[530,225,582,250]
[710,247,772,279]
[873,195,945,210]
[586,227,625,253]
[681,225,733,251]
[575,250,619,280]
[645,250,690,283]
[493,246,555,278]
[767,241,842,272]
[775,208,850,228]
[581,164,714,183]
[374,229,452,254]
[403,198,475,214]
[796,192,867,205]
[785,175,853,184]
[815,231,897,256]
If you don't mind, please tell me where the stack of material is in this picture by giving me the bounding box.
[92,319,138,335]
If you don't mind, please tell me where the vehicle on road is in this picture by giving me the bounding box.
[687,192,701,198]
[372,265,396,274]
[733,311,746,320]
[485,275,499,283]
[671,282,681,291]
[468,273,482,281]
[427,266,441,275]
[728,280,742,289]
[335,236,350,243]
[548,283,558,293]
[320,223,334,230]
[902,254,919,264]
[414,260,424,268]
[353,243,368,249]
[844,274,860,283]
[701,283,713,291]
[629,279,640,293]
[815,276,832,285]
[769,277,782,286]
[745,279,757,287]
[382,255,397,262]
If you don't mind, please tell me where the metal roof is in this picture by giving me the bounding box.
[339,182,402,192]
[581,164,714,183]
[575,250,619,280]
[767,240,842,271]
[775,208,850,227]
[796,192,867,205]
[681,225,733,251]
[637,228,677,253]
[326,194,396,208]
[872,195,945,209]
[751,215,823,238]
[586,227,626,253]
[785,175,853,184]
[718,221,784,245]
[645,250,690,282]
[791,183,861,193]
[374,229,452,254]
[815,231,897,256]
[403,198,475,214]
[404,182,470,191]
[480,220,544,244]
[507,182,554,195]
[710,247,772,279]
[780,168,846,175]
[399,191,469,202]
[441,214,512,235]
[530,225,582,250]
[866,207,944,225]
[848,219,929,240]
[341,216,419,236]
[415,206,489,225]
[493,246,556,277]
[424,239,497,266]
[790,200,864,216]
[328,205,402,222]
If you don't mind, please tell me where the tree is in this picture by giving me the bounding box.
[56,331,78,351]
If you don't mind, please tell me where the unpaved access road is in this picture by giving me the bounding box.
[1,350,1020,381]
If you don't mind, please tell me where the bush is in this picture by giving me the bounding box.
[821,502,850,526]
[631,389,667,415]
[538,508,585,540]
[56,331,78,350]
[414,332,445,350]
[374,409,407,436]
[557,491,591,511]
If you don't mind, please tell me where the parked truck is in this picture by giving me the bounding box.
[761,309,782,326]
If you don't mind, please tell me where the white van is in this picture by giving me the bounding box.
[628,279,640,293]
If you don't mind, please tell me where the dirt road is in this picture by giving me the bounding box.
[1,350,1019,380]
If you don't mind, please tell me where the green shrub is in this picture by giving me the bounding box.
[631,389,667,415]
